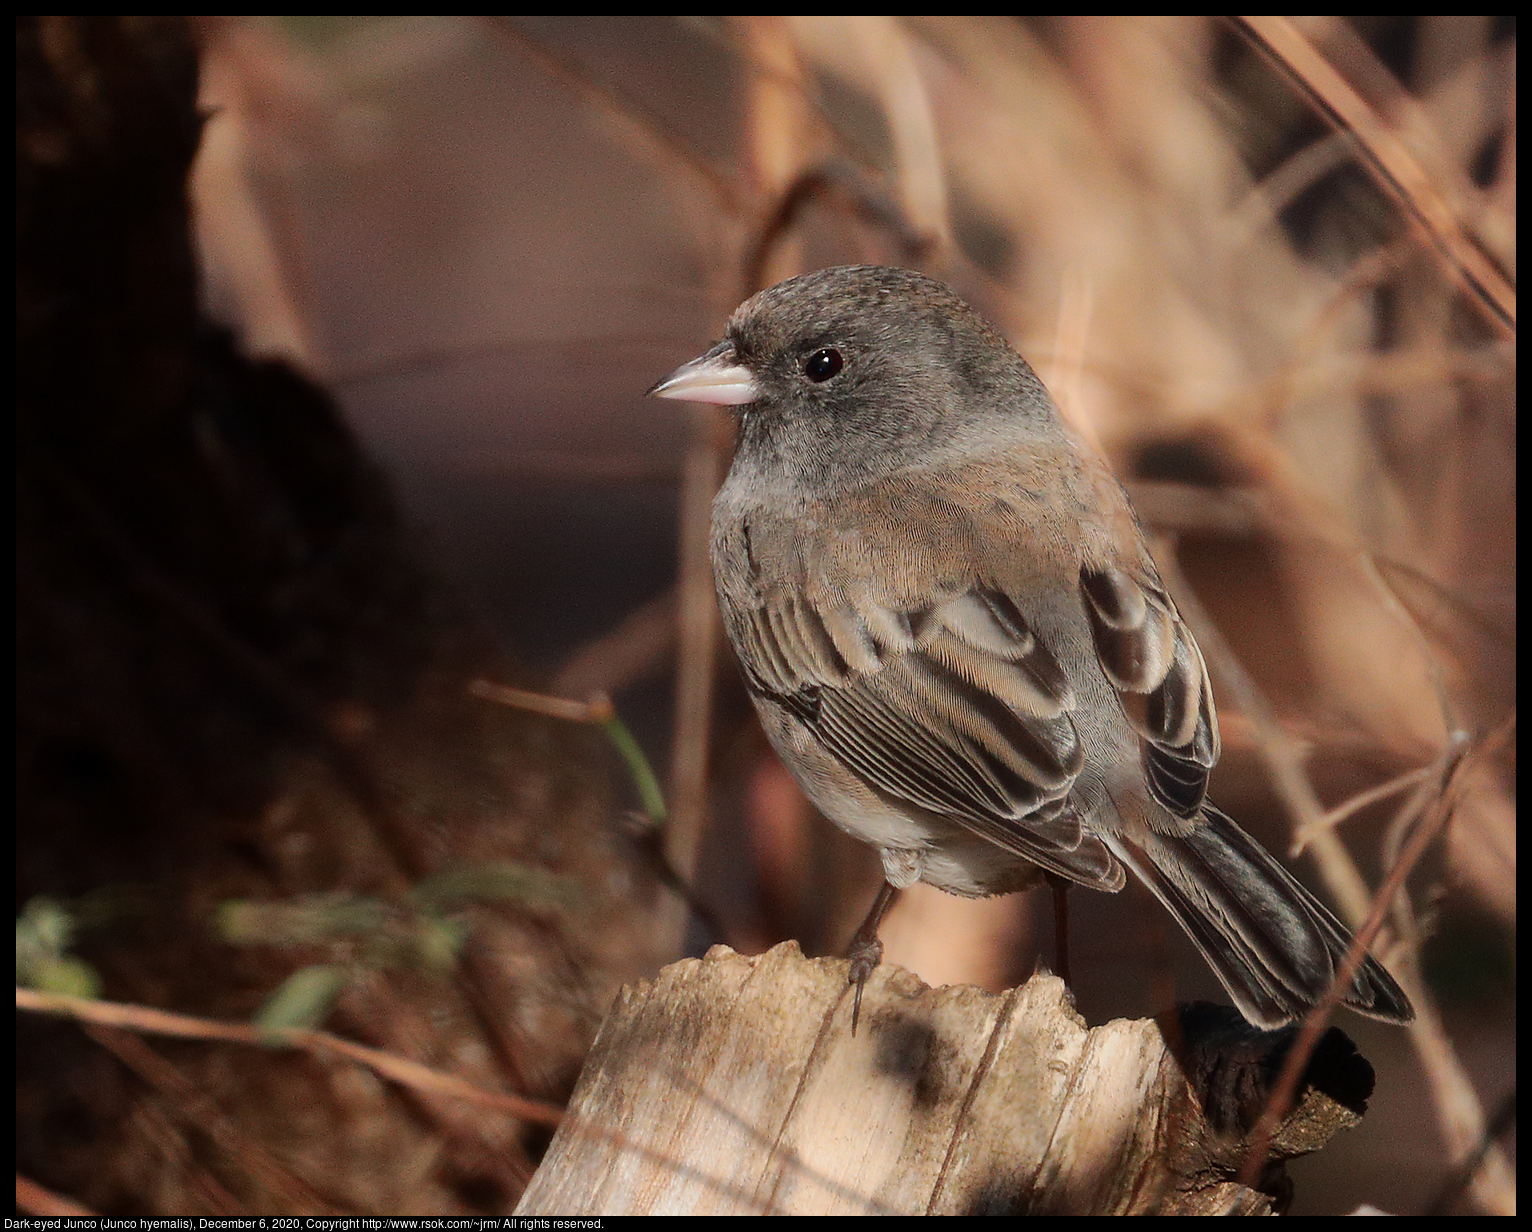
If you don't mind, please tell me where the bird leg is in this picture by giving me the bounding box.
[847,880,900,1033]
[1044,872,1071,986]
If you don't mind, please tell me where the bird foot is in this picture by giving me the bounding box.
[847,933,883,1034]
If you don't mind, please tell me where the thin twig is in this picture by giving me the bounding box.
[469,678,599,724]
[1123,481,1268,538]
[1228,130,1355,249]
[1232,16,1515,335]
[741,159,935,295]
[1425,1085,1518,1216]
[843,16,952,243]
[1369,555,1517,650]
[15,1175,98,1218]
[470,679,734,941]
[1250,231,1430,439]
[1236,710,1516,1196]
[552,588,678,700]
[1152,539,1378,925]
[1292,761,1439,853]
[1361,553,1464,743]
[18,986,781,1214]
[666,405,728,887]
[469,681,669,825]
[1350,520,1516,1215]
[1044,265,1101,454]
[483,18,744,214]
[85,1023,345,1214]
[1389,736,1518,1215]
[17,987,566,1126]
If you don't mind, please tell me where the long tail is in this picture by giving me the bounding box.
[1108,804,1413,1029]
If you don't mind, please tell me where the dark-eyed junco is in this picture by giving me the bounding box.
[650,264,1411,1030]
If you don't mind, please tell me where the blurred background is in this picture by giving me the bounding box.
[17,15,1514,1216]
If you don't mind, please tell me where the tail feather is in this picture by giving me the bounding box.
[1108,804,1413,1029]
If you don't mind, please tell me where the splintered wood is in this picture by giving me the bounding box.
[516,943,1372,1215]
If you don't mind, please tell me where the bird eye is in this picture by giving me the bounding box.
[802,347,843,382]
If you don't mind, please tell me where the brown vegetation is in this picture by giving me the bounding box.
[16,16,1514,1216]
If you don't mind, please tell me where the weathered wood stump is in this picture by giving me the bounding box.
[517,942,1376,1215]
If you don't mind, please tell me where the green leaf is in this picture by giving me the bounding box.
[16,896,74,960]
[216,894,389,947]
[408,863,578,912]
[30,956,102,1000]
[415,916,470,970]
[599,712,668,824]
[16,897,101,997]
[213,899,266,945]
[253,964,349,1035]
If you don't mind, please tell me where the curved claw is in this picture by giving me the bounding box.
[844,880,898,1035]
[848,934,884,1035]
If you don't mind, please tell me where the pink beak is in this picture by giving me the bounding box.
[647,341,759,406]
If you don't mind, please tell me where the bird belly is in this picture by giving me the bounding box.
[750,692,1044,898]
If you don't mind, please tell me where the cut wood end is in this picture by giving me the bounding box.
[518,943,1375,1215]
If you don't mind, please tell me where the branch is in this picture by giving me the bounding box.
[16,987,565,1127]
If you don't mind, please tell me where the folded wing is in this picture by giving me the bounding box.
[1079,564,1219,819]
[730,586,1124,890]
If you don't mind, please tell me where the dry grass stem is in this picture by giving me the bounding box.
[19,986,774,1213]
[486,18,742,214]
[1361,553,1466,742]
[25,15,1510,1216]
[467,678,605,725]
[1234,16,1514,334]
[1152,540,1377,921]
[665,407,727,883]
[552,589,678,699]
[85,1023,342,1213]
[15,1175,99,1219]
[17,987,567,1127]
[1237,711,1517,1209]
[1294,761,1439,851]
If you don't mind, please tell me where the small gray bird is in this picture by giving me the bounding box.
[650,264,1411,1031]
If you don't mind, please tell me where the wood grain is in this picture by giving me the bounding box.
[517,942,1374,1214]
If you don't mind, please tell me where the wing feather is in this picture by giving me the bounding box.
[730,587,1121,888]
[1079,564,1219,818]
